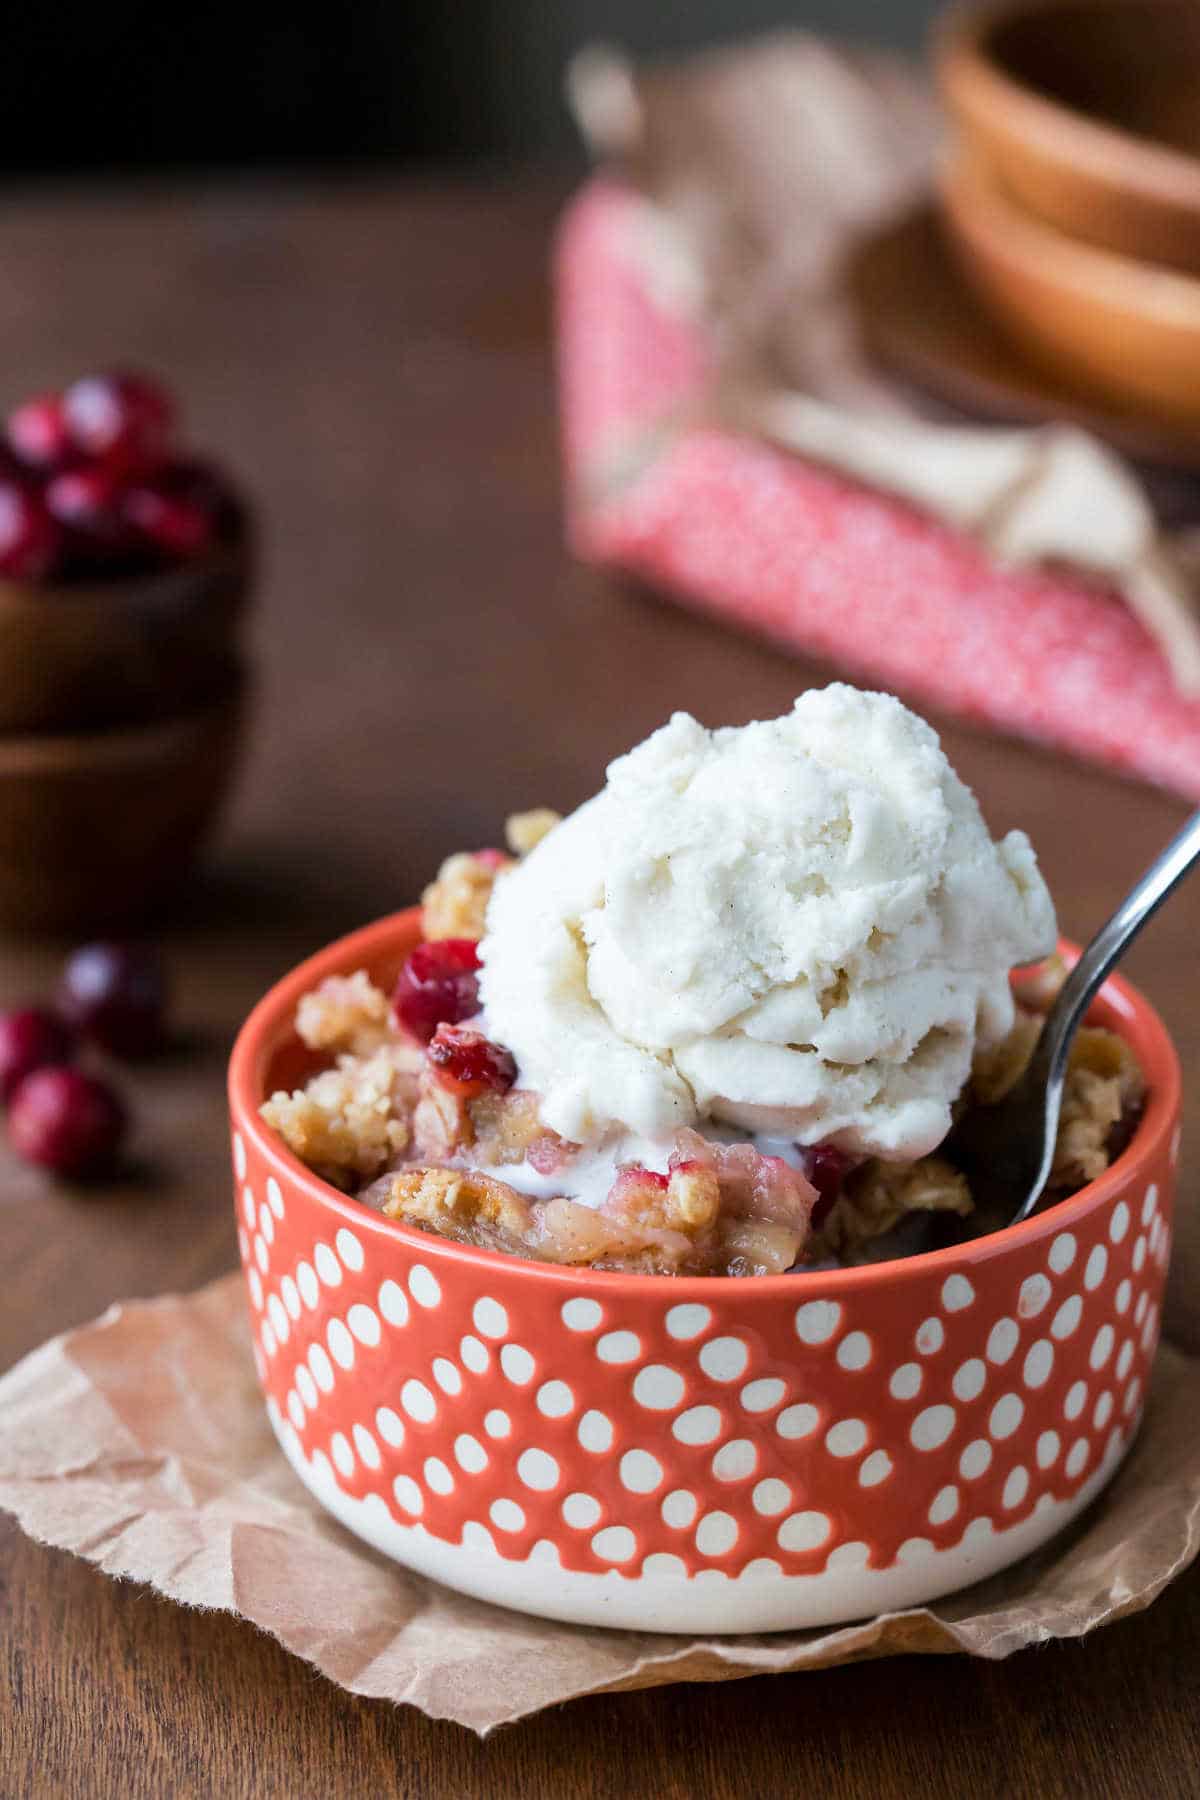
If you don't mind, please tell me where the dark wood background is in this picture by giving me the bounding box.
[2,175,1199,1799]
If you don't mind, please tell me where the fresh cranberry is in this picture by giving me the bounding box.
[157,458,242,533]
[426,1024,516,1095]
[45,464,133,556]
[804,1143,851,1228]
[0,1007,76,1101]
[6,392,73,472]
[60,941,167,1058]
[392,939,481,1043]
[123,480,216,560]
[8,1066,126,1177]
[0,477,61,579]
[62,370,173,468]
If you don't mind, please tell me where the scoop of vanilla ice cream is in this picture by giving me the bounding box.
[477,686,1056,1159]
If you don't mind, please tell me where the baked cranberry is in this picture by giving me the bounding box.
[0,1007,76,1101]
[527,1131,571,1175]
[607,1164,672,1219]
[427,1024,516,1095]
[8,1066,126,1177]
[123,479,216,560]
[60,941,167,1058]
[62,370,173,467]
[0,477,61,579]
[7,392,73,471]
[615,1165,670,1193]
[392,939,481,1043]
[474,849,508,870]
[804,1143,851,1228]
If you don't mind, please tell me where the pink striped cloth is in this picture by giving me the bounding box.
[558,179,1200,799]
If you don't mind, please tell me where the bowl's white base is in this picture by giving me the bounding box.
[270,1410,1130,1635]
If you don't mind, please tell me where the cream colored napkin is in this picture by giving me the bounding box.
[569,36,1200,695]
[2,1272,1199,1735]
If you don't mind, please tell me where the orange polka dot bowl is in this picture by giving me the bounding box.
[228,910,1180,1633]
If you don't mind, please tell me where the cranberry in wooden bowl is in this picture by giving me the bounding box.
[0,370,252,734]
[229,907,1178,1634]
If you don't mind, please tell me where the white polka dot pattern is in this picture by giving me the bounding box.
[454,1433,487,1474]
[661,1489,698,1529]
[665,1303,710,1340]
[889,1363,923,1401]
[620,1449,665,1493]
[591,1525,635,1562]
[235,1119,1170,1587]
[795,1300,842,1345]
[630,1363,682,1410]
[698,1336,749,1382]
[562,1492,600,1528]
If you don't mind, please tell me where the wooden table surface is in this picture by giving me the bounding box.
[3,174,1199,1800]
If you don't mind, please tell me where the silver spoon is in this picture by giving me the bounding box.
[947,809,1200,1230]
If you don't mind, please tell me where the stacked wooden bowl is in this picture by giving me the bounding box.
[936,0,1200,426]
[0,517,253,934]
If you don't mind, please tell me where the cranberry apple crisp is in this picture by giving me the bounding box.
[261,826,1145,1277]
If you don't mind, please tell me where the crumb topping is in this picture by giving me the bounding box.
[295,971,394,1058]
[260,1043,417,1190]
[422,850,513,941]
[505,808,561,855]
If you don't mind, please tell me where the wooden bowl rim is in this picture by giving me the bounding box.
[0,668,248,775]
[941,150,1200,326]
[936,0,1200,212]
[0,522,253,618]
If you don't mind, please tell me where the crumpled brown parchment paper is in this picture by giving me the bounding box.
[1,1271,1199,1735]
[568,34,1200,693]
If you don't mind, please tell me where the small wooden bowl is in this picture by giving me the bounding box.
[0,527,254,735]
[939,153,1200,425]
[847,201,1200,482]
[0,665,251,934]
[937,0,1200,273]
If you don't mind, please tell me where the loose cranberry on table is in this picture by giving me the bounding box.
[0,1006,76,1101]
[392,939,482,1043]
[7,1066,126,1178]
[60,941,168,1058]
[426,1024,516,1095]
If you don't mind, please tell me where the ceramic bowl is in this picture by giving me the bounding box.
[937,0,1200,274]
[229,909,1179,1633]
[0,528,253,735]
[0,663,250,933]
[939,153,1200,425]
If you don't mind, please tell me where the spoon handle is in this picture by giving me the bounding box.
[1053,809,1200,1045]
[1014,809,1200,1222]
